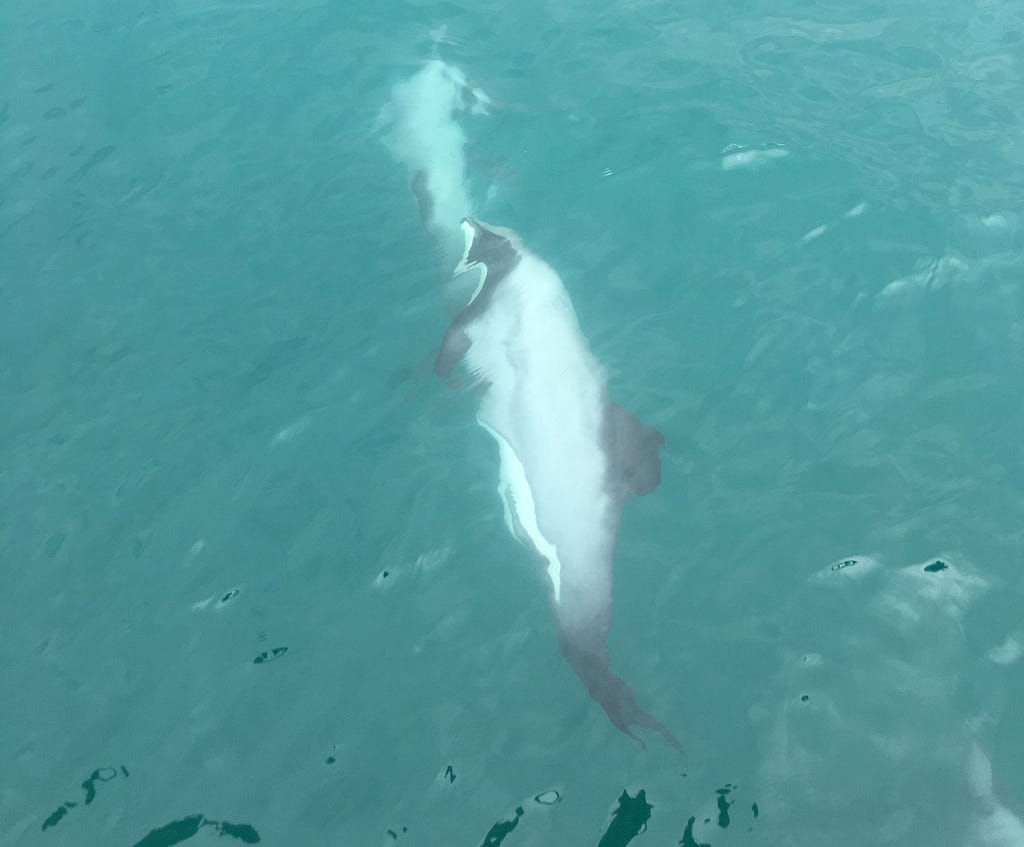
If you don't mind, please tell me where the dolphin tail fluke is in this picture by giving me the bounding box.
[626,702,684,753]
[599,670,684,754]
[560,631,682,753]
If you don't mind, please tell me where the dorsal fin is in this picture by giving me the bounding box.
[453,218,522,304]
[606,401,664,497]
[434,219,525,378]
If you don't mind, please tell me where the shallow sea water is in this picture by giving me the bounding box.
[2,1,1023,845]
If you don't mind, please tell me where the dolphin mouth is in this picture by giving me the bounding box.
[453,218,479,277]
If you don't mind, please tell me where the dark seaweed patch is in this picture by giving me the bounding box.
[218,589,240,607]
[41,805,69,831]
[675,783,760,843]
[252,646,288,664]
[131,814,260,846]
[597,789,652,847]
[42,765,126,831]
[715,786,733,828]
[480,807,523,846]
[679,817,710,847]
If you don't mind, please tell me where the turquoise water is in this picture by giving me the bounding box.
[3,1,1023,845]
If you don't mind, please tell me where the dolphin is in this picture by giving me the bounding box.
[380,59,678,748]
[436,218,680,750]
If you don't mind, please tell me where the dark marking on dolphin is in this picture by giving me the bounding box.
[434,218,522,377]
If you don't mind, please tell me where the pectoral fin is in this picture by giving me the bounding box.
[607,402,665,496]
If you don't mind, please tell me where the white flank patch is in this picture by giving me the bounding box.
[988,633,1023,665]
[478,419,562,603]
[967,742,1024,846]
[801,224,828,242]
[721,145,789,171]
[454,219,488,305]
[183,539,206,566]
[272,416,310,444]
[981,214,1009,229]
